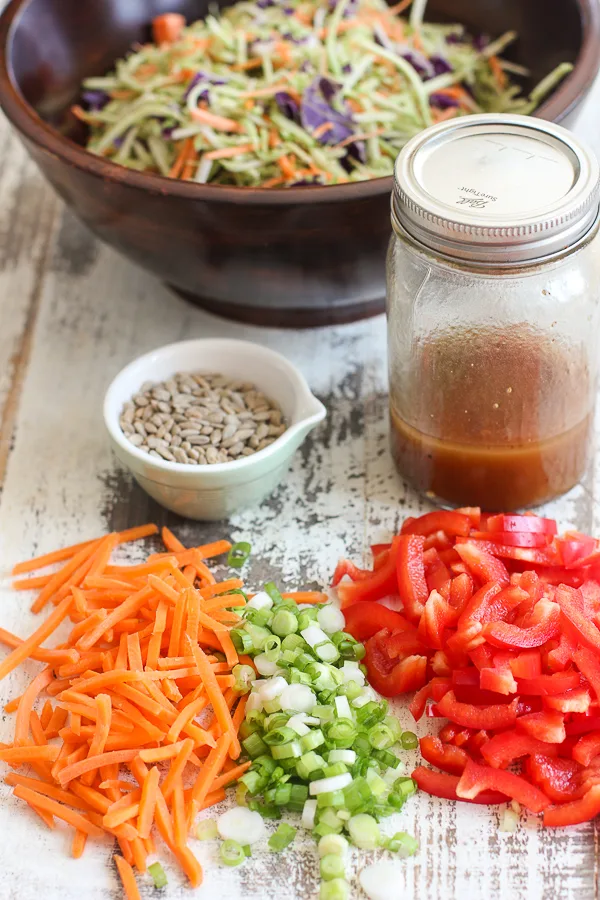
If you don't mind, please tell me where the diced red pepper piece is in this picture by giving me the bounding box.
[581,579,600,617]
[453,685,515,706]
[467,729,491,757]
[449,583,526,654]
[516,671,581,696]
[342,601,414,643]
[480,729,559,769]
[471,530,551,548]
[454,543,510,586]
[436,691,518,731]
[543,784,600,827]
[544,688,592,714]
[556,586,600,655]
[417,589,456,650]
[509,649,542,680]
[546,633,577,672]
[449,573,474,614]
[559,535,597,567]
[480,659,518,696]
[364,629,428,697]
[516,710,566,744]
[425,555,452,597]
[384,629,427,660]
[401,511,472,539]
[396,534,428,623]
[412,767,509,805]
[431,650,452,676]
[483,599,561,649]
[409,677,453,721]
[565,715,600,736]
[573,647,600,703]
[419,736,470,775]
[456,537,563,567]
[456,507,482,528]
[486,514,557,535]
[525,754,582,805]
[469,644,495,672]
[439,723,460,743]
[331,559,373,586]
[517,697,543,717]
[457,759,550,813]
[572,732,600,766]
[424,531,454,552]
[337,536,401,608]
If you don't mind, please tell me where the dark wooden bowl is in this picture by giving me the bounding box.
[0,0,598,326]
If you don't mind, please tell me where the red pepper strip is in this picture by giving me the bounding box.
[565,715,600,736]
[449,573,474,613]
[384,630,427,660]
[401,511,472,538]
[409,677,452,721]
[454,543,510,586]
[364,630,428,698]
[331,559,373,586]
[412,767,509,805]
[425,556,452,597]
[337,536,401,608]
[424,531,453,552]
[436,691,518,731]
[456,537,562,567]
[572,732,600,766]
[457,759,550,813]
[546,633,577,672]
[556,586,600,655]
[486,514,557,535]
[559,535,597,567]
[342,602,415,644]
[396,534,428,623]
[456,507,481,528]
[573,647,600,703]
[580,579,600,616]
[467,729,490,757]
[417,589,457,650]
[469,644,494,672]
[483,599,561,650]
[453,685,515,706]
[516,710,566,744]
[480,729,559,769]
[449,583,525,654]
[430,650,452,677]
[544,688,591,714]
[525,753,582,805]
[471,530,550,548]
[516,671,581,696]
[479,663,518,696]
[419,736,469,775]
[543,784,600,827]
[509,649,542,679]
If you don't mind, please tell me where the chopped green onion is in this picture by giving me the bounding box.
[318,834,348,857]
[268,822,297,851]
[265,582,284,604]
[243,844,252,857]
[263,726,297,746]
[220,839,246,866]
[233,664,255,693]
[242,733,269,758]
[347,813,381,850]
[271,740,302,760]
[300,729,325,752]
[228,541,252,568]
[272,610,299,637]
[388,832,419,857]
[320,854,346,881]
[401,731,419,750]
[148,862,168,889]
[368,723,396,750]
[196,819,218,841]
[319,878,349,900]
[325,719,356,749]
[230,628,254,653]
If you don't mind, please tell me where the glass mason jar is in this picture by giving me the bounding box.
[387,114,600,511]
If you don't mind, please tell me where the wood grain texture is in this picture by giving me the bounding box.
[1,77,600,900]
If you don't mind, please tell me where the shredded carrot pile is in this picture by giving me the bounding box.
[0,524,252,896]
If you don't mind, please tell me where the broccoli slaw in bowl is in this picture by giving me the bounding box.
[76,0,575,188]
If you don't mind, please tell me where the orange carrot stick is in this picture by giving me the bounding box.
[14,667,53,746]
[191,733,232,807]
[137,765,160,839]
[190,108,243,132]
[115,853,143,900]
[0,593,75,681]
[13,785,104,837]
[187,639,239,757]
[0,744,60,764]
[152,12,186,45]
[282,591,328,604]
[30,542,100,613]
[57,749,140,786]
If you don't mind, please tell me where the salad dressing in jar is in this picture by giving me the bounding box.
[386,114,600,510]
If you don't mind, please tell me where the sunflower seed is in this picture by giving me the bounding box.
[121,371,286,465]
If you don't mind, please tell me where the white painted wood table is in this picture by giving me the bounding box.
[1,76,600,900]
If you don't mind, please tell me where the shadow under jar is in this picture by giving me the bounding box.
[387,114,600,511]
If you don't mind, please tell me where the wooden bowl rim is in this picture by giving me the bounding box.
[0,0,599,207]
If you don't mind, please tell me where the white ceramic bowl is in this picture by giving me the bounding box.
[103,339,326,520]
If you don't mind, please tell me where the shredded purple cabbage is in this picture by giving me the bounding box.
[402,51,434,80]
[301,77,355,144]
[446,29,465,45]
[473,34,489,52]
[430,92,460,109]
[275,91,301,123]
[430,55,453,76]
[82,90,110,111]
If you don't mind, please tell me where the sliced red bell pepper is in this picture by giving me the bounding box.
[424,531,454,552]
[431,650,452,676]
[516,710,566,744]
[425,555,452,597]
[480,660,518,696]
[401,510,472,539]
[342,602,415,644]
[456,758,550,813]
[467,729,491,757]
[411,767,509,805]
[516,671,581,696]
[449,583,526,654]
[457,537,563,567]
[396,534,428,623]
[364,629,428,697]
[331,559,373,586]
[486,514,557,535]
[471,530,550,549]
[436,690,518,731]
[546,633,577,672]
[573,647,600,703]
[454,542,510,586]
[337,536,401,609]
[543,784,600,827]
[572,731,600,766]
[517,696,543,716]
[559,535,597,567]
[384,629,427,660]
[525,754,582,805]
[409,677,453,721]
[544,688,592,714]
[483,599,561,649]
[453,685,515,706]
[480,729,559,769]
[419,736,469,775]
[469,644,495,672]
[509,649,542,680]
[456,507,481,528]
[565,715,600,736]
[449,573,474,613]
[417,589,456,650]
[556,586,600,655]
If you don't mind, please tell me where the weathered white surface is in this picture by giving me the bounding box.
[0,73,599,900]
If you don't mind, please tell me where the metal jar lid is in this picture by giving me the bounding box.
[392,113,600,265]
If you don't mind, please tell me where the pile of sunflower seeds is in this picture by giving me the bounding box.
[119,372,287,465]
